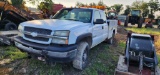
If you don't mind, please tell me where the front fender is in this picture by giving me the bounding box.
[76,33,92,43]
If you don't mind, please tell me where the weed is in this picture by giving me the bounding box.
[126,27,160,35]
[0,46,27,61]
[118,40,126,48]
[28,59,63,75]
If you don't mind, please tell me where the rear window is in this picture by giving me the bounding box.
[130,36,153,51]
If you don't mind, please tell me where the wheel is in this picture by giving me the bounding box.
[5,22,17,30]
[138,17,143,28]
[107,33,115,44]
[73,41,89,70]
[124,16,129,27]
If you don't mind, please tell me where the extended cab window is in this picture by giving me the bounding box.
[100,11,106,22]
[53,8,92,23]
[94,11,101,22]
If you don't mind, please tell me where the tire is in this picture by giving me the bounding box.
[138,17,143,28]
[5,22,17,31]
[73,42,89,70]
[107,33,115,44]
[124,16,129,27]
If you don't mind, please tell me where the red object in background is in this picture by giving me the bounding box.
[52,4,63,13]
[118,20,121,25]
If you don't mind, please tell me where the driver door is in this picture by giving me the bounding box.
[92,10,104,47]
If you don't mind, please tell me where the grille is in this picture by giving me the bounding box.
[24,27,52,35]
[24,27,52,42]
[24,34,49,42]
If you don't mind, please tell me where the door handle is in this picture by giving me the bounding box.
[102,26,104,29]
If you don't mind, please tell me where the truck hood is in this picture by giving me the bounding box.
[21,19,89,30]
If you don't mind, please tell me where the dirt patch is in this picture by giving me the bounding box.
[155,36,160,54]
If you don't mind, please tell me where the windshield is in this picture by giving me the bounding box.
[53,8,92,23]
[108,12,116,17]
[131,10,140,16]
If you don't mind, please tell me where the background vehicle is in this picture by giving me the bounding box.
[14,8,118,70]
[0,1,35,30]
[124,10,143,28]
[107,11,121,25]
[115,33,159,75]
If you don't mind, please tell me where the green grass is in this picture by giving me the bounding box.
[28,59,63,75]
[158,55,160,67]
[83,43,121,75]
[0,46,27,61]
[126,27,160,35]
[118,40,126,48]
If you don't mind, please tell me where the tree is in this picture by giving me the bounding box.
[28,0,53,15]
[140,2,149,18]
[89,2,96,6]
[131,1,142,9]
[76,2,84,7]
[148,0,160,12]
[106,6,111,10]
[92,2,96,6]
[111,4,123,14]
[98,0,105,6]
[123,5,131,15]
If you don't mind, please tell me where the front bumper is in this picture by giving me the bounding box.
[14,36,77,62]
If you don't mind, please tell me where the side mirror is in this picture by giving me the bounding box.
[94,19,104,24]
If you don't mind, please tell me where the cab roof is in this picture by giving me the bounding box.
[131,33,151,38]
[63,8,103,11]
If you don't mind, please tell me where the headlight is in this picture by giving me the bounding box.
[54,31,70,36]
[18,25,24,36]
[18,25,24,32]
[52,38,68,44]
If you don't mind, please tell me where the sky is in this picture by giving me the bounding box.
[25,0,153,8]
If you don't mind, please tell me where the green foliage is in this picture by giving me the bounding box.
[126,27,160,35]
[28,0,53,12]
[38,0,53,11]
[131,1,145,10]
[0,46,27,61]
[76,1,105,7]
[123,5,131,15]
[76,2,85,7]
[111,4,123,14]
[9,0,24,8]
[29,59,63,75]
[98,0,105,6]
[89,2,97,6]
[148,14,155,19]
[158,55,160,67]
[140,2,149,18]
[148,0,160,12]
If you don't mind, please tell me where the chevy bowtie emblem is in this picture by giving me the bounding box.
[31,32,38,37]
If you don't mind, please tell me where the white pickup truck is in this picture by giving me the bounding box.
[14,8,117,70]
